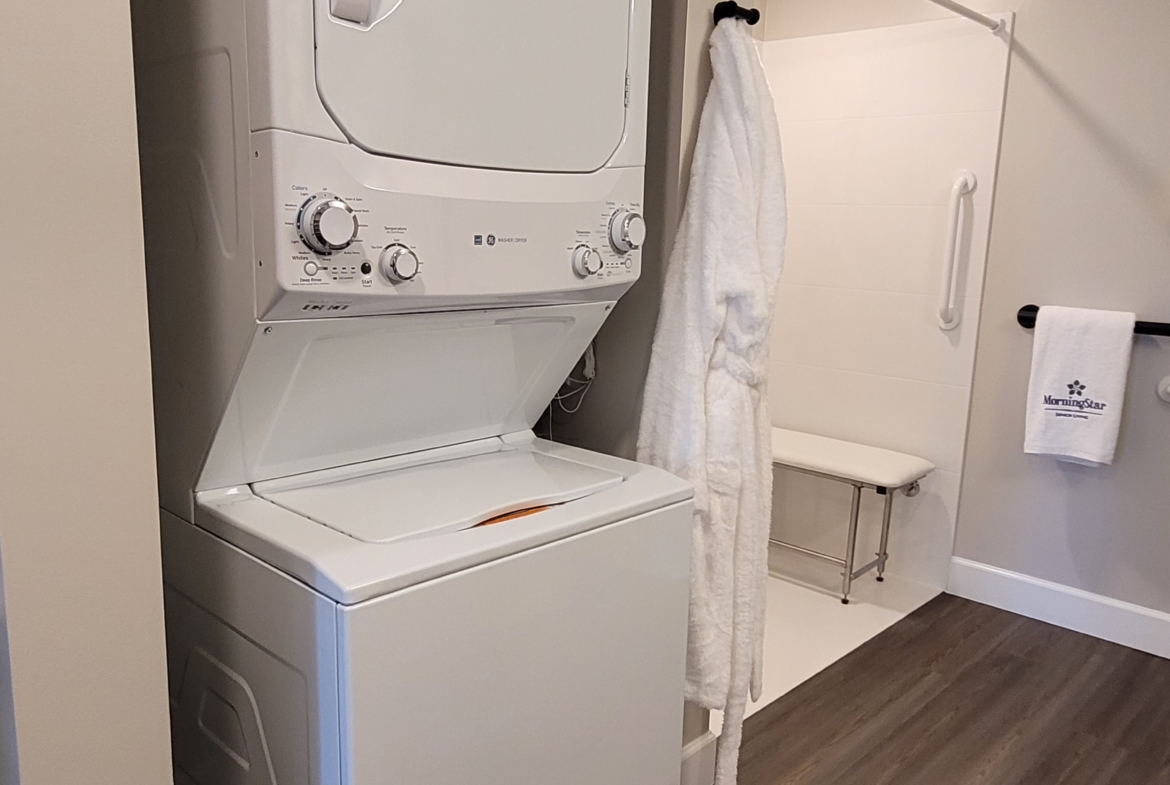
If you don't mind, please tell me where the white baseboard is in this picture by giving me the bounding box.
[680,731,717,785]
[948,556,1170,659]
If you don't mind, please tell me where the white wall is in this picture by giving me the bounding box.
[954,0,1170,617]
[760,17,1011,590]
[0,0,175,782]
[765,0,1015,40]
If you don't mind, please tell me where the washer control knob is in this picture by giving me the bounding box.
[572,245,602,277]
[380,244,420,283]
[608,210,646,254]
[298,194,358,254]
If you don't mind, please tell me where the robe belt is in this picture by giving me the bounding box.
[711,342,767,387]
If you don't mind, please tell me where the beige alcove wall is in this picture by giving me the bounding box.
[0,1,174,783]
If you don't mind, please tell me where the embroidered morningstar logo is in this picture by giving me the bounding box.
[1043,380,1106,418]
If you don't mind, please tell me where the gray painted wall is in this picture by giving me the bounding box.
[955,0,1170,613]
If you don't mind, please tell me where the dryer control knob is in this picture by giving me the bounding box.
[298,194,358,254]
[608,210,646,254]
[572,245,602,277]
[380,244,420,283]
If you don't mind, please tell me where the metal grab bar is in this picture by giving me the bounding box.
[938,171,976,331]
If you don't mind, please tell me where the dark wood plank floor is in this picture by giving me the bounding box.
[739,594,1170,785]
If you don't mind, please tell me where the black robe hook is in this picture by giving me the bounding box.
[713,1,760,26]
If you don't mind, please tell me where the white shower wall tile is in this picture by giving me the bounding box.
[764,17,1011,122]
[769,361,972,474]
[771,285,980,387]
[762,19,1009,591]
[781,204,991,298]
[894,468,963,589]
[779,111,1002,207]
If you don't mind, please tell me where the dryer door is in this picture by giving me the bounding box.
[313,0,631,173]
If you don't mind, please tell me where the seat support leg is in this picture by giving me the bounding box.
[876,488,894,582]
[841,484,862,604]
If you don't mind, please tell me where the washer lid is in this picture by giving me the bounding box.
[314,0,632,172]
[253,448,624,544]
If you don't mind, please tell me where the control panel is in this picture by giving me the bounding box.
[253,131,645,320]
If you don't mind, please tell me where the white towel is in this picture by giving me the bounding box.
[1024,306,1135,466]
[636,18,786,785]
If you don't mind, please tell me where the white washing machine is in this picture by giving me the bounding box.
[131,0,692,783]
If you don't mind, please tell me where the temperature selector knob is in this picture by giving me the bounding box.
[608,210,646,254]
[298,194,358,254]
[572,245,602,277]
[380,244,420,283]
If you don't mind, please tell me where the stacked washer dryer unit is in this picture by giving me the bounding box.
[131,0,692,783]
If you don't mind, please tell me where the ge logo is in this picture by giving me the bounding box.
[486,234,496,246]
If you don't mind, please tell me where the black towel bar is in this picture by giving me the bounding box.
[713,1,760,26]
[1017,304,1170,337]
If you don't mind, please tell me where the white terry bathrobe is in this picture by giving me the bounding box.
[636,17,786,785]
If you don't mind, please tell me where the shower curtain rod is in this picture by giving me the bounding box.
[927,0,1004,32]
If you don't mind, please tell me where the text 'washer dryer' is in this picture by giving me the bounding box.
[132,0,692,784]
